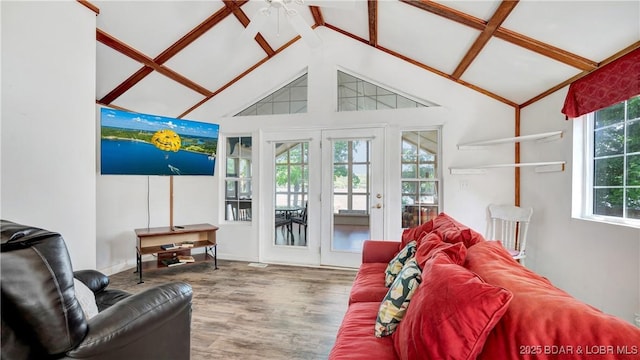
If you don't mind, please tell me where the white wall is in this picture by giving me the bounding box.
[96,27,514,271]
[1,1,97,270]
[520,89,640,324]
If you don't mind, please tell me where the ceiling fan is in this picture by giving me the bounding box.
[242,0,353,48]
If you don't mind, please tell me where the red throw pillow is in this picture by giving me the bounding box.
[466,227,485,247]
[392,252,513,360]
[414,232,466,268]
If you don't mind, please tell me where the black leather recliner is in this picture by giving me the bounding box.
[1,220,193,360]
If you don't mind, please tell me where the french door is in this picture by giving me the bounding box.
[260,127,385,268]
[320,128,385,268]
[261,130,321,266]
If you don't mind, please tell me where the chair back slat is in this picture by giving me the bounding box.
[486,204,533,261]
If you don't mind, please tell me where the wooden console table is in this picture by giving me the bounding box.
[134,223,218,284]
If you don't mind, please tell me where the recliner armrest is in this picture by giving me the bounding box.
[65,282,193,360]
[73,270,110,293]
[94,289,132,312]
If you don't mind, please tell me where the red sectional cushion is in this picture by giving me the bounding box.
[431,213,485,248]
[392,252,513,360]
[399,220,434,250]
[329,301,398,360]
[401,213,484,252]
[414,232,467,268]
[466,241,640,360]
[349,262,389,304]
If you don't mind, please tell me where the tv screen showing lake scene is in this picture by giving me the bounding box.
[100,108,219,176]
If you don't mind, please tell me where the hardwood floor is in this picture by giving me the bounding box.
[274,223,370,250]
[108,260,356,359]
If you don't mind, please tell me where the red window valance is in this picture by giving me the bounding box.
[561,47,640,119]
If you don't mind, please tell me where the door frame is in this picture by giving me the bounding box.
[320,127,385,268]
[259,130,322,266]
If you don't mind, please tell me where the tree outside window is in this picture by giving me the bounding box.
[275,142,308,208]
[592,96,640,219]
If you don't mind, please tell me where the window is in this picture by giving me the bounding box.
[333,140,370,213]
[401,130,440,228]
[275,142,309,208]
[225,136,252,221]
[576,95,640,225]
[236,73,307,116]
[337,70,432,112]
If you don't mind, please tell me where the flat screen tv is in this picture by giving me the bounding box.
[100,108,219,176]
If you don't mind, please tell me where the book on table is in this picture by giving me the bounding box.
[180,242,194,248]
[161,257,185,267]
[177,255,195,263]
[160,243,180,251]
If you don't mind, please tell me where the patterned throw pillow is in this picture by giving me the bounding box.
[385,240,417,287]
[375,258,422,337]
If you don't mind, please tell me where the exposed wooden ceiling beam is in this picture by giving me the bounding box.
[156,3,241,64]
[77,0,99,14]
[520,41,640,108]
[178,37,304,118]
[324,23,518,108]
[401,0,483,29]
[368,0,378,47]
[310,6,325,26]
[224,0,275,57]
[97,29,213,105]
[99,5,237,104]
[452,0,519,79]
[493,28,597,71]
[99,67,154,105]
[400,0,597,72]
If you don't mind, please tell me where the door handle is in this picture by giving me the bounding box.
[372,203,382,209]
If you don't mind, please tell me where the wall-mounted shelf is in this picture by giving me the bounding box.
[457,131,563,150]
[451,130,565,175]
[450,161,566,175]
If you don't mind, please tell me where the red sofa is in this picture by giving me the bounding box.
[329,213,640,360]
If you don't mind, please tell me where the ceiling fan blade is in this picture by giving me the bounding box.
[240,8,269,42]
[286,11,322,48]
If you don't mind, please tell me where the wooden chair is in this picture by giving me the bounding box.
[291,202,308,244]
[486,204,533,266]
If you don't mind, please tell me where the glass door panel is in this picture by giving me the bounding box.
[260,130,320,267]
[321,128,384,268]
[274,142,309,247]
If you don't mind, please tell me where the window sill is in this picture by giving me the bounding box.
[572,215,640,230]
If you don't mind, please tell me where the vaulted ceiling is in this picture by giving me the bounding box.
[90,0,640,118]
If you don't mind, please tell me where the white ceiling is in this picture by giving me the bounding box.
[94,0,640,117]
